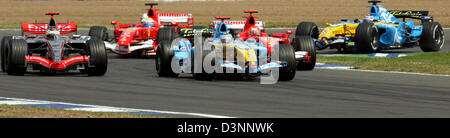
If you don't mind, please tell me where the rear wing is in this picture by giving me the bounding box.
[142,13,194,25]
[211,20,264,30]
[388,10,433,22]
[22,23,78,34]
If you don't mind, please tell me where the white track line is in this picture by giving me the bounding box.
[318,68,450,77]
[0,97,235,118]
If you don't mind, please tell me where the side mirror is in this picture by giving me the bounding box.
[111,20,118,25]
[133,35,140,38]
[286,30,293,35]
[111,20,118,29]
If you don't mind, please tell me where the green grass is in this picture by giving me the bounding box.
[317,52,450,75]
[0,104,162,118]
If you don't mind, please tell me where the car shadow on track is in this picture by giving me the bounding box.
[154,74,261,82]
[316,48,426,55]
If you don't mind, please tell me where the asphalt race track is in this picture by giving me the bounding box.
[0,29,449,117]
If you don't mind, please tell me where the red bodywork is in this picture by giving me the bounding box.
[22,23,77,35]
[111,5,194,55]
[236,10,293,55]
[238,10,291,44]
[26,56,89,70]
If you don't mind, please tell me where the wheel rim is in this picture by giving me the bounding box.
[312,26,319,39]
[434,26,444,48]
[371,27,379,50]
[104,31,108,41]
[1,49,4,70]
[156,51,161,73]
[4,46,8,71]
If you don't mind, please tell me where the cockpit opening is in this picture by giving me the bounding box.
[249,16,255,25]
[370,7,377,14]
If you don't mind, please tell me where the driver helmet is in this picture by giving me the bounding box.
[46,27,60,38]
[248,27,260,36]
[142,17,155,28]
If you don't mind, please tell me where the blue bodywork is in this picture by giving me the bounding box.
[171,21,286,74]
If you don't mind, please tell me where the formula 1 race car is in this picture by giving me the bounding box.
[90,3,195,57]
[296,0,445,53]
[0,12,107,76]
[211,10,316,70]
[156,16,296,81]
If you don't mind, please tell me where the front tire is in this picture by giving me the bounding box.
[86,39,108,76]
[355,22,380,53]
[6,39,28,76]
[293,36,316,70]
[156,40,178,77]
[89,26,109,41]
[420,22,444,52]
[1,36,12,72]
[277,44,296,81]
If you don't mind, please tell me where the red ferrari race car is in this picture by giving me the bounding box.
[89,3,195,57]
[1,12,108,76]
[210,10,316,70]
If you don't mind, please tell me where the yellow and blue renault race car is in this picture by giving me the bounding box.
[296,0,444,53]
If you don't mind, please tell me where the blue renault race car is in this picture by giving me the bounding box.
[296,0,445,53]
[155,16,296,81]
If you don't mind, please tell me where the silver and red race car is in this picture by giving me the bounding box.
[89,3,196,57]
[1,12,108,76]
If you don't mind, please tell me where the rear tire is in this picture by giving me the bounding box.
[293,36,316,70]
[6,39,28,76]
[89,26,108,41]
[1,36,12,72]
[156,40,178,77]
[277,44,296,81]
[157,27,176,42]
[355,22,380,53]
[295,22,319,39]
[420,22,444,52]
[86,39,108,76]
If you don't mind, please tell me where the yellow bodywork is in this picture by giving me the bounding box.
[212,43,258,68]
[318,21,389,46]
[319,23,359,45]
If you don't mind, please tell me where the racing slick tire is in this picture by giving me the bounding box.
[1,36,12,72]
[355,22,380,53]
[193,39,214,81]
[295,22,319,39]
[277,44,296,81]
[420,22,444,52]
[157,27,176,42]
[89,26,109,41]
[86,39,108,76]
[6,39,28,76]
[293,36,316,70]
[156,40,179,77]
